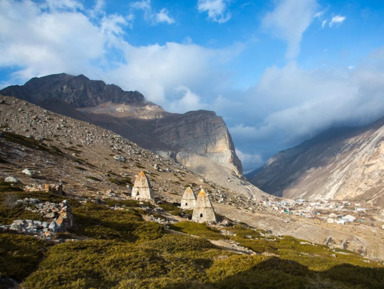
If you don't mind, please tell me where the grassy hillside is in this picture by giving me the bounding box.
[1,186,383,289]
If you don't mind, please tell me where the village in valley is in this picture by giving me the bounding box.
[255,197,384,230]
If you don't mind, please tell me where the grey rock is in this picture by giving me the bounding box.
[48,221,59,232]
[4,176,19,183]
[113,155,126,162]
[22,168,34,176]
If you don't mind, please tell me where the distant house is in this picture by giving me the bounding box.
[342,214,356,223]
[328,213,338,218]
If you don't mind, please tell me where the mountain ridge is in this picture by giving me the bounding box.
[0,73,253,197]
[249,117,384,206]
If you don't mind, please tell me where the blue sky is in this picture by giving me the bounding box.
[1,0,384,172]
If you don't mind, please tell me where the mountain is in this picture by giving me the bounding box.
[1,73,252,197]
[249,119,384,206]
[1,73,145,107]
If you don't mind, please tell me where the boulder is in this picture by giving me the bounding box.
[113,155,126,162]
[4,176,19,183]
[22,168,34,176]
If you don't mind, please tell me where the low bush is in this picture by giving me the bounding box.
[170,221,224,240]
[0,233,49,282]
[71,202,164,241]
[158,202,182,216]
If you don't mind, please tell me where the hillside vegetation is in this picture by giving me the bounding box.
[1,185,383,289]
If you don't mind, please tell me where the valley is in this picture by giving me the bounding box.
[1,91,384,288]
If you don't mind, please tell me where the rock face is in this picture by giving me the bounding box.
[131,171,153,201]
[1,73,245,194]
[192,189,217,223]
[180,187,196,210]
[153,110,242,176]
[249,120,384,206]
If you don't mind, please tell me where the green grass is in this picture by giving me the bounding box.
[3,131,65,156]
[71,202,164,241]
[170,221,224,240]
[1,185,383,288]
[85,176,102,182]
[109,177,133,187]
[231,232,384,273]
[0,233,49,282]
[158,201,182,216]
[0,189,69,225]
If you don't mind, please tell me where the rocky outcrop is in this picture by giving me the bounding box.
[0,198,73,239]
[153,110,243,176]
[249,119,384,207]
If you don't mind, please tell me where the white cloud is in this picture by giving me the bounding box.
[321,19,327,28]
[197,0,231,24]
[168,86,206,112]
[105,41,235,107]
[262,0,318,59]
[155,8,175,24]
[329,15,346,27]
[0,0,108,80]
[235,149,263,172]
[131,0,150,11]
[221,54,384,164]
[130,0,175,25]
[46,0,83,11]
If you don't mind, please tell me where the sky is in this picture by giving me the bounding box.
[1,0,384,172]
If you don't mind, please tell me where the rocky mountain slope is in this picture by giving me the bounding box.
[1,73,249,196]
[0,95,263,204]
[249,120,384,206]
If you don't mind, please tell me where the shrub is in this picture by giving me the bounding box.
[170,221,224,240]
[0,233,48,282]
[143,234,216,253]
[158,202,182,216]
[71,202,164,241]
[109,177,133,187]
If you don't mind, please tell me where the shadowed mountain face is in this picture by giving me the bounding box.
[249,119,384,206]
[1,73,246,192]
[1,73,144,107]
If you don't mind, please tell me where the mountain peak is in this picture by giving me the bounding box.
[2,73,145,107]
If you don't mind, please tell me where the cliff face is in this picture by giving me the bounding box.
[249,120,384,206]
[152,110,242,176]
[1,73,244,189]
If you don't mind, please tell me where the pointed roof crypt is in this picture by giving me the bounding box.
[131,171,154,201]
[192,189,217,223]
[180,187,196,210]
